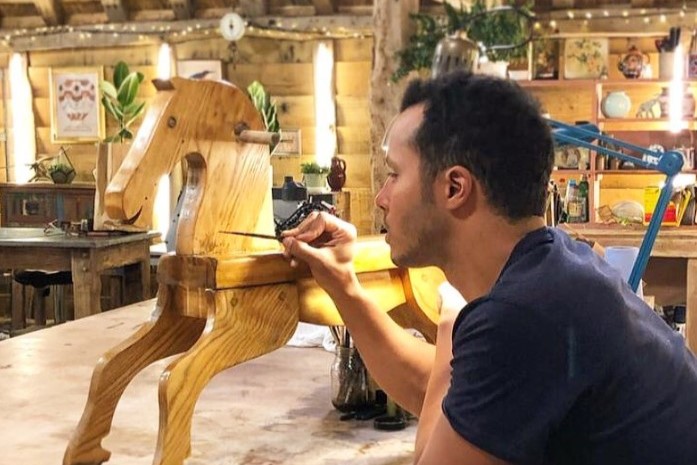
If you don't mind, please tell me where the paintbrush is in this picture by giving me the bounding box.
[219,231,280,241]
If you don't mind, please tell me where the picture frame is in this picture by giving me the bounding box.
[273,128,302,156]
[49,67,105,143]
[176,60,223,81]
[532,39,560,80]
[563,38,609,80]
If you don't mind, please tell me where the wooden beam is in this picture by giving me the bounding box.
[312,0,336,15]
[100,0,127,23]
[32,0,62,26]
[0,16,374,52]
[370,0,419,233]
[169,0,192,20]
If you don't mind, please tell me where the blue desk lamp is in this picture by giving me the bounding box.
[548,120,684,292]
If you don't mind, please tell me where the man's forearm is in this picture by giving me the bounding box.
[330,278,436,415]
[414,313,456,461]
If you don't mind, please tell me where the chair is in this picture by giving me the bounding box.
[12,269,73,327]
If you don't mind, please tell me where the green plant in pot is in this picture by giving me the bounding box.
[47,146,76,184]
[300,161,329,192]
[392,0,531,81]
[100,61,146,143]
[247,80,280,152]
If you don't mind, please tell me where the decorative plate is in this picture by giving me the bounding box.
[564,38,609,79]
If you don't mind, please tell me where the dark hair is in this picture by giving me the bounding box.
[401,70,553,220]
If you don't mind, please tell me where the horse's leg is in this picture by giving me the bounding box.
[152,284,299,465]
[63,287,206,465]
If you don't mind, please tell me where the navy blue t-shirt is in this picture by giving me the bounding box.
[442,227,697,465]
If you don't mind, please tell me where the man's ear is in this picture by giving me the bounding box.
[443,166,472,208]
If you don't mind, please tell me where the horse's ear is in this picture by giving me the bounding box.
[152,78,175,91]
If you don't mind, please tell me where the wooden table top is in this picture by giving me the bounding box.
[0,300,415,465]
[0,228,160,249]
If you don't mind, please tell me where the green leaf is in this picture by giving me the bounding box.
[117,73,140,107]
[113,61,129,89]
[123,101,145,119]
[101,96,120,120]
[100,80,117,100]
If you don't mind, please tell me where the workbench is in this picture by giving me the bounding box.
[0,228,158,328]
[0,299,416,465]
[564,224,697,353]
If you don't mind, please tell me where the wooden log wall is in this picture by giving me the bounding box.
[23,46,159,182]
[0,56,8,183]
[0,34,376,232]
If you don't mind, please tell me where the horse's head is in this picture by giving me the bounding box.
[104,77,277,256]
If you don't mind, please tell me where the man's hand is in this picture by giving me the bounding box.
[281,211,358,298]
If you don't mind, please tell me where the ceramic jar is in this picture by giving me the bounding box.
[618,45,649,79]
[327,156,347,191]
[601,91,631,118]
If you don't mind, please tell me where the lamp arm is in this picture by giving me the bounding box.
[546,118,684,292]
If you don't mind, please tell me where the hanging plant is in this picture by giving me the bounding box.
[393,0,532,82]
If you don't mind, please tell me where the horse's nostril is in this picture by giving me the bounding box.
[168,116,177,128]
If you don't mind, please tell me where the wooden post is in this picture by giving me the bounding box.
[369,0,419,233]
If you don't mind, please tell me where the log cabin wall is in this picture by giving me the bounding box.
[0,33,375,231]
[25,46,159,182]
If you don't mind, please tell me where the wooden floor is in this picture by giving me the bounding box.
[0,299,416,465]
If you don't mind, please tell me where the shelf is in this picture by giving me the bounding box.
[519,78,697,88]
[598,169,697,175]
[598,118,697,131]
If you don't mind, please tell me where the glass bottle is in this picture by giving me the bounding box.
[578,175,590,223]
[566,179,584,223]
[330,346,370,412]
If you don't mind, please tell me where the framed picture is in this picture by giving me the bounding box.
[273,128,302,155]
[176,60,223,81]
[49,67,105,143]
[564,38,609,79]
[532,39,560,80]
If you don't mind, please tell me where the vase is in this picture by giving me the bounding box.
[327,156,347,191]
[601,91,631,118]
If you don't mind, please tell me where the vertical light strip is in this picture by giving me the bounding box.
[313,41,336,168]
[9,53,36,184]
[669,44,685,134]
[157,42,173,80]
[153,42,174,238]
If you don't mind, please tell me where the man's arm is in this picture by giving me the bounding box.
[413,310,510,465]
[282,212,434,414]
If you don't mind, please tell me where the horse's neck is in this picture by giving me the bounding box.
[174,140,278,257]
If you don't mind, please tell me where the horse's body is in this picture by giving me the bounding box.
[64,78,443,465]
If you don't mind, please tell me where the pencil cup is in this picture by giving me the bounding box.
[330,346,370,412]
[659,52,675,80]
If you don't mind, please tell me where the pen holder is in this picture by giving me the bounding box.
[659,52,674,80]
[330,346,371,412]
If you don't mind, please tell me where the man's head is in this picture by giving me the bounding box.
[400,70,554,221]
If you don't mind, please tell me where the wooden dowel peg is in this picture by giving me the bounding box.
[234,122,280,146]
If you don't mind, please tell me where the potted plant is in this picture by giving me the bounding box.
[94,61,146,229]
[247,80,280,152]
[48,163,76,184]
[100,61,146,143]
[300,161,329,192]
[393,0,531,81]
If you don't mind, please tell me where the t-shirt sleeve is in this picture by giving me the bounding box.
[442,298,584,465]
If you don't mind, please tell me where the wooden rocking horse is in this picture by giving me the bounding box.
[63,77,445,465]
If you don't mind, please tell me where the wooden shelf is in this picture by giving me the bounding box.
[598,118,697,131]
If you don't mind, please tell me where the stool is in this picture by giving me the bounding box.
[12,270,73,327]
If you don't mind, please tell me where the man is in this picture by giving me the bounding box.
[282,71,697,465]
